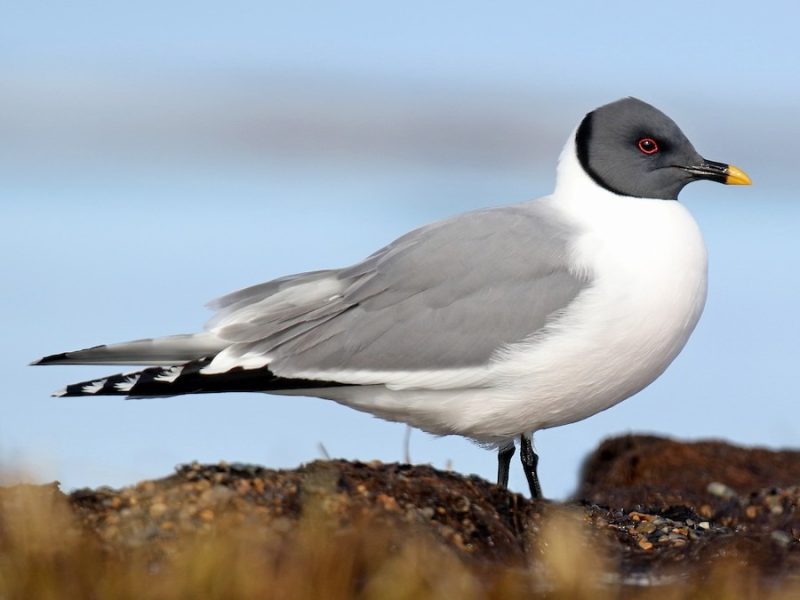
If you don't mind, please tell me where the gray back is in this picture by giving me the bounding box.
[208,200,591,373]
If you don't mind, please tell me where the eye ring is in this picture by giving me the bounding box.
[638,137,659,155]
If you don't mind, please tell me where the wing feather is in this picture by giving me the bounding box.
[204,200,591,378]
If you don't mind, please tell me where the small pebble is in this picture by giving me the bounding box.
[636,522,656,534]
[707,482,737,499]
[452,496,470,513]
[771,530,792,547]
[629,511,654,522]
[765,496,785,515]
[199,509,215,523]
[376,494,399,512]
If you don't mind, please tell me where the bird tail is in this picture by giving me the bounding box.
[31,333,227,366]
[33,333,347,398]
[49,358,345,398]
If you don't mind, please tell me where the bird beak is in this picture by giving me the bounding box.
[680,159,752,185]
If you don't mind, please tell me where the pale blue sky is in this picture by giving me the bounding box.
[2,1,799,497]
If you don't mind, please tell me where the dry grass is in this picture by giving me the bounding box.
[1,481,800,600]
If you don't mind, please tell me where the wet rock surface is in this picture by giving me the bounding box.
[4,434,800,594]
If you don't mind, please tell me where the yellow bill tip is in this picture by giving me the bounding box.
[725,164,752,186]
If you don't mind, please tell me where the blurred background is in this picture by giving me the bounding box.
[2,1,798,498]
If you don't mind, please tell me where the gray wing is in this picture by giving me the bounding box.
[206,200,590,375]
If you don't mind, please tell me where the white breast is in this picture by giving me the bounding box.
[485,143,709,436]
[491,195,707,432]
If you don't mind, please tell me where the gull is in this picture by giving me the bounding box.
[33,97,751,498]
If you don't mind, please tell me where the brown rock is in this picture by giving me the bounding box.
[576,434,800,511]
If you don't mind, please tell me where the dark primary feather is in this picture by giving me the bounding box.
[57,359,347,398]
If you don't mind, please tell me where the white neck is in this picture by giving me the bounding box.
[553,127,621,207]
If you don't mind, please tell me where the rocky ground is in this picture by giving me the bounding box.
[3,434,800,598]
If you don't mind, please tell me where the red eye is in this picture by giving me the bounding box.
[638,137,659,155]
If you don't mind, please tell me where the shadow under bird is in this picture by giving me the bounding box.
[33,97,751,498]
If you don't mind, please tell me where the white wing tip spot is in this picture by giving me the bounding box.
[115,374,141,392]
[82,379,107,394]
[155,365,184,383]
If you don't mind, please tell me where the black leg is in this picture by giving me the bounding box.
[519,434,543,499]
[497,443,515,488]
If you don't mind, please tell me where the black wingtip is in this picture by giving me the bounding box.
[31,353,70,366]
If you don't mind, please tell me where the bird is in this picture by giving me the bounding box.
[32,97,751,499]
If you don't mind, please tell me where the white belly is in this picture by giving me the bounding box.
[488,196,708,436]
